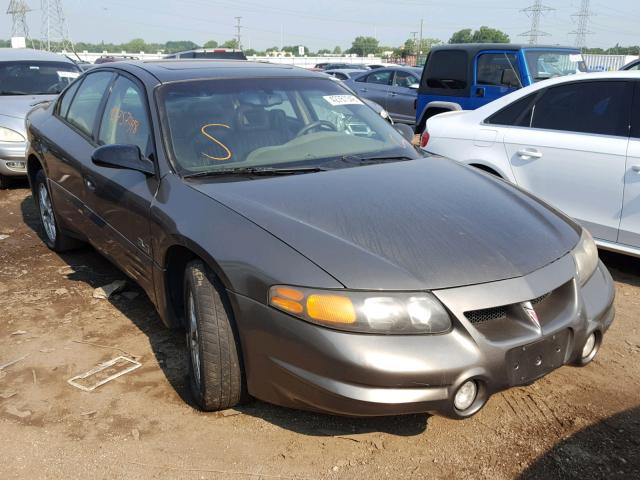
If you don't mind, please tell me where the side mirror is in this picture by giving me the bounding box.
[408,83,420,90]
[394,123,415,143]
[91,144,155,175]
[501,69,520,88]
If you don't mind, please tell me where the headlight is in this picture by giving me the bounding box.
[0,127,25,142]
[268,286,452,334]
[572,228,598,285]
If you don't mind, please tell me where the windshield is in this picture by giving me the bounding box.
[0,61,80,95]
[524,50,587,82]
[158,77,418,175]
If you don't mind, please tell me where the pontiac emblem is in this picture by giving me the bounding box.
[521,301,541,329]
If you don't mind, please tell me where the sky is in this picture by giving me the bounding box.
[3,0,639,51]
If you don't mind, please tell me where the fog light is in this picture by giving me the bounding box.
[6,161,25,169]
[582,332,596,359]
[454,380,477,411]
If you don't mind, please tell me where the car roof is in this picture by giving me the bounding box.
[0,48,76,63]
[95,59,326,83]
[429,43,579,55]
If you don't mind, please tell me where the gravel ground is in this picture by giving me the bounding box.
[0,183,639,479]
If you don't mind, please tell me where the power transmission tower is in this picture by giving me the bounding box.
[569,0,594,51]
[235,16,242,50]
[6,0,32,39]
[519,0,554,45]
[40,0,74,52]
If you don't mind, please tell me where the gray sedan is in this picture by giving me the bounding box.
[0,48,79,188]
[26,60,614,419]
[344,66,422,125]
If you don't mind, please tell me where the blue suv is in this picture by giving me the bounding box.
[415,44,588,133]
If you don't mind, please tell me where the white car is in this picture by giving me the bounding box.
[422,71,640,257]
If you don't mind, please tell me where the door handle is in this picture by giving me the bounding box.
[389,92,398,97]
[475,87,485,98]
[359,88,368,93]
[516,148,543,160]
[632,165,640,173]
[84,177,96,191]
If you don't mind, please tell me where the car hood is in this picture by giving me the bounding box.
[190,158,579,290]
[0,95,57,120]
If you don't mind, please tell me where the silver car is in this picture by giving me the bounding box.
[0,48,79,188]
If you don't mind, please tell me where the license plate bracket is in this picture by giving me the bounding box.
[506,330,570,386]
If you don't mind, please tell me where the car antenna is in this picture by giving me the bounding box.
[503,53,523,89]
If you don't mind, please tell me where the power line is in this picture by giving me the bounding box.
[519,0,554,45]
[6,0,32,40]
[40,0,74,52]
[569,0,594,51]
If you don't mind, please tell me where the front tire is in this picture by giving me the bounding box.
[33,169,82,252]
[184,260,245,411]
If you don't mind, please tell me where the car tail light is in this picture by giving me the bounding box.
[420,131,430,148]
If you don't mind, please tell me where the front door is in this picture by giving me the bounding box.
[504,80,632,242]
[82,73,158,296]
[619,82,640,248]
[386,70,419,124]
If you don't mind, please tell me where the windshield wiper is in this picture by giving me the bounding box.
[340,154,416,164]
[0,90,29,95]
[183,165,327,179]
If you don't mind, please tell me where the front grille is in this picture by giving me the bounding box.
[465,306,507,324]
[465,291,552,325]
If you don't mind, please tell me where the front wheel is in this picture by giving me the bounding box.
[184,260,246,411]
[33,169,82,252]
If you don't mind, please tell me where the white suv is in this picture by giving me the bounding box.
[422,71,640,257]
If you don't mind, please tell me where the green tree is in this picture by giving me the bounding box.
[124,38,147,52]
[222,39,240,49]
[347,36,380,56]
[317,48,331,55]
[203,40,218,48]
[332,45,342,54]
[472,26,509,43]
[164,40,199,53]
[449,29,473,44]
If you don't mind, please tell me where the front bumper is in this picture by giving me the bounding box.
[0,142,27,177]
[230,254,615,418]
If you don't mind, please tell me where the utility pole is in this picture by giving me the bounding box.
[570,0,594,51]
[410,31,418,56]
[40,0,74,52]
[7,0,31,40]
[418,18,423,56]
[519,0,553,45]
[235,16,242,50]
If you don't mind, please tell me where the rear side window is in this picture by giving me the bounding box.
[476,53,521,87]
[57,80,81,119]
[485,93,538,127]
[66,72,113,137]
[531,81,632,137]
[98,76,151,154]
[424,50,468,90]
[360,70,393,85]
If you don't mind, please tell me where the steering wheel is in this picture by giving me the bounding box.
[296,120,337,137]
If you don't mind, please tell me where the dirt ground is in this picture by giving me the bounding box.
[0,182,639,480]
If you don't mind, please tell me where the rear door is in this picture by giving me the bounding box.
[82,73,158,295]
[503,80,632,242]
[386,69,420,124]
[471,51,521,108]
[619,82,640,247]
[352,69,393,107]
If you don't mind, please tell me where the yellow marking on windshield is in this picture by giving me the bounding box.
[200,123,232,161]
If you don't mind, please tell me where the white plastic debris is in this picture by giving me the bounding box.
[67,356,141,392]
[93,280,126,300]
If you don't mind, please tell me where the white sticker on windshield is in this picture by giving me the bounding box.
[57,71,80,79]
[323,95,364,106]
[569,54,583,62]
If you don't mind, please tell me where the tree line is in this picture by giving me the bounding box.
[1,29,638,58]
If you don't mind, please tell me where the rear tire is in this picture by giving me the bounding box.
[0,174,11,190]
[184,260,245,411]
[33,169,83,252]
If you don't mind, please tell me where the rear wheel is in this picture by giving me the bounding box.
[184,260,245,411]
[0,174,11,190]
[33,169,83,252]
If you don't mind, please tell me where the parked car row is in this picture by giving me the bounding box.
[21,57,614,420]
